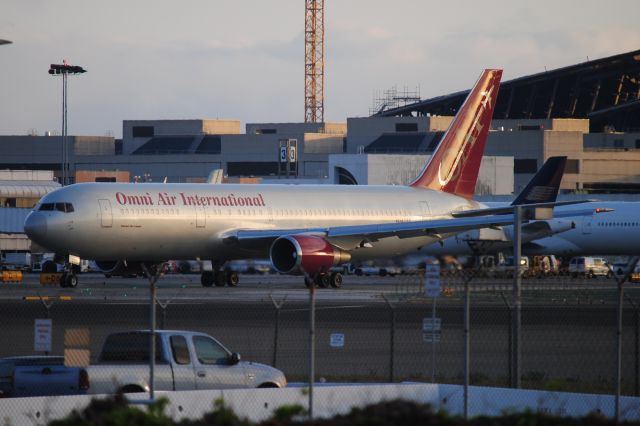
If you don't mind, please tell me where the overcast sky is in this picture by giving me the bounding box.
[1,0,638,138]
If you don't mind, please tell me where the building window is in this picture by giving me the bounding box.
[132,126,154,138]
[256,128,277,134]
[514,159,538,174]
[565,159,580,174]
[95,177,117,182]
[115,140,123,155]
[517,124,543,131]
[226,162,279,177]
[395,123,418,132]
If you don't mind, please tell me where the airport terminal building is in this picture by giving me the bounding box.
[0,49,639,196]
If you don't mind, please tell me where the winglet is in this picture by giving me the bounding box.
[410,69,502,198]
[511,156,567,205]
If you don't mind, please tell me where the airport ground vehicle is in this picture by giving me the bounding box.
[87,330,286,394]
[0,356,89,398]
[493,256,530,278]
[568,256,611,278]
[0,251,31,272]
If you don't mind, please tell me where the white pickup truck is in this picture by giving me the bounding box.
[87,330,287,394]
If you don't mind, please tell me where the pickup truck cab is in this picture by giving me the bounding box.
[88,330,286,394]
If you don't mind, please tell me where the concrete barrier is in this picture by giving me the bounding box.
[1,383,640,425]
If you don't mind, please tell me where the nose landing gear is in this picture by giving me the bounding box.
[59,263,80,288]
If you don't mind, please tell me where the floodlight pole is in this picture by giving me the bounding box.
[48,61,86,186]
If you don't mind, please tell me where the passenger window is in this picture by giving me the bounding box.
[170,335,190,365]
[193,336,230,365]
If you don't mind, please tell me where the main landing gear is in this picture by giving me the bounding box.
[304,272,343,289]
[59,264,80,288]
[201,268,239,287]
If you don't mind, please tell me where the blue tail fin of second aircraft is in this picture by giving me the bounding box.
[511,156,567,205]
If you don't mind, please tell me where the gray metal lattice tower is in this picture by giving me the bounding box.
[304,0,324,123]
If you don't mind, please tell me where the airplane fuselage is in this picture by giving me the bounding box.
[26,182,484,263]
[420,201,639,256]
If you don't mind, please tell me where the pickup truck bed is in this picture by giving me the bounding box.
[0,356,89,398]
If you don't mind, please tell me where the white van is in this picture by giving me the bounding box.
[569,257,611,278]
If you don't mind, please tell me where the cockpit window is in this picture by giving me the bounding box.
[39,202,74,213]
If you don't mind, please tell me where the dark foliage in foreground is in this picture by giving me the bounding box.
[48,394,634,426]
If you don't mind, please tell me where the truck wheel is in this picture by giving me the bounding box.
[118,385,145,394]
[588,270,595,279]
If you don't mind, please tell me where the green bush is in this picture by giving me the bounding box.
[47,395,631,426]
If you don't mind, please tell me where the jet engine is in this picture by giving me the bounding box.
[270,235,351,275]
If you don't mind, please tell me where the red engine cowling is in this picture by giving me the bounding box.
[270,235,351,275]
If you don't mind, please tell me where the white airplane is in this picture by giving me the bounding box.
[420,201,632,257]
[519,201,640,256]
[22,69,602,289]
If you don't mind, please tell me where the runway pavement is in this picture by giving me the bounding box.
[1,272,640,391]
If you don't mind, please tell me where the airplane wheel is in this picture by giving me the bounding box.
[65,273,78,288]
[330,272,343,289]
[304,276,314,288]
[226,271,239,287]
[315,273,329,288]
[201,271,215,287]
[43,261,57,273]
[214,271,226,287]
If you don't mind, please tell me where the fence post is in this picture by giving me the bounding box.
[463,270,471,420]
[614,256,639,422]
[269,294,287,368]
[500,292,512,387]
[511,205,522,389]
[624,295,640,397]
[383,295,396,382]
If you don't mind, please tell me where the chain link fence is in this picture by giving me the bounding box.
[1,268,640,421]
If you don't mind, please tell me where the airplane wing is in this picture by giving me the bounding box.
[224,206,609,251]
[451,200,599,218]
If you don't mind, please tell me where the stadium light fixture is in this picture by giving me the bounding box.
[48,60,87,185]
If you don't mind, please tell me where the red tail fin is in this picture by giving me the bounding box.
[410,69,502,198]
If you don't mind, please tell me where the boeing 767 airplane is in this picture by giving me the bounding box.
[23,69,599,289]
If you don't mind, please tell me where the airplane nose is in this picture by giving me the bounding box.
[24,211,47,243]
